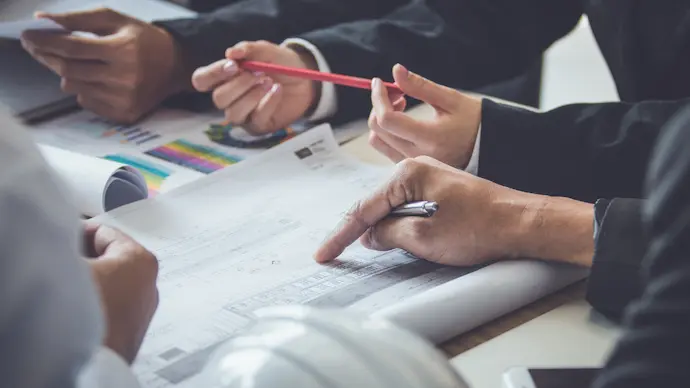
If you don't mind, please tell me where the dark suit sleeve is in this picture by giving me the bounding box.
[297,0,583,124]
[154,0,406,71]
[478,98,690,203]
[586,199,646,321]
[592,105,690,388]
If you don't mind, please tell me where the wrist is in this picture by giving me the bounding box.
[156,26,194,95]
[290,45,321,116]
[456,96,483,169]
[501,192,594,266]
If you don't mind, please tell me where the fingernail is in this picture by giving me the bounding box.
[223,60,238,75]
[396,64,409,78]
[234,46,247,57]
[261,79,275,90]
[269,83,281,94]
[257,76,272,85]
[253,71,265,77]
[372,78,381,89]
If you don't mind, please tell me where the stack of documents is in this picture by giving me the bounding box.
[92,124,588,387]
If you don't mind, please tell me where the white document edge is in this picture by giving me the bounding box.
[0,18,64,39]
[375,260,589,344]
[39,144,148,216]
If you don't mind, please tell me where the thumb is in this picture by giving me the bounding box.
[392,64,459,112]
[36,7,126,35]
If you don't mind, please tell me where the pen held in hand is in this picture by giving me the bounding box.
[389,201,439,217]
[239,60,403,94]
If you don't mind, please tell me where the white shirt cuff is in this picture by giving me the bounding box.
[77,347,140,388]
[281,38,338,122]
[464,124,481,175]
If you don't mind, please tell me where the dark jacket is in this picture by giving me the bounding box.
[155,0,541,113]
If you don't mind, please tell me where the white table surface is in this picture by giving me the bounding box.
[450,300,622,388]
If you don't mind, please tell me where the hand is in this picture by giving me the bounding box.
[83,223,159,364]
[192,40,318,135]
[367,64,482,167]
[21,8,189,124]
[314,157,595,267]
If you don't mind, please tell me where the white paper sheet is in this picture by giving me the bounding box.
[92,125,585,387]
[39,144,148,216]
[0,18,64,39]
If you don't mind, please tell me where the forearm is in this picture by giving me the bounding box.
[508,195,648,321]
[508,194,595,267]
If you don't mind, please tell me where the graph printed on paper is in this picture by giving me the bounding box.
[134,247,472,388]
[144,139,243,174]
[69,115,163,145]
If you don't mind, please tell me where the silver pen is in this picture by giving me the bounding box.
[389,201,439,217]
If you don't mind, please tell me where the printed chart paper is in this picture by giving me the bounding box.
[93,125,587,387]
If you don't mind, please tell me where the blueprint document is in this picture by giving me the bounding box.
[94,125,587,387]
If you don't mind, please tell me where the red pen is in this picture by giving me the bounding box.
[239,60,403,94]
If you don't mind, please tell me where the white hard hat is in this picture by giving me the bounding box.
[201,306,470,388]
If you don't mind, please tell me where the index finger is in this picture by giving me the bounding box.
[314,171,412,263]
[192,59,240,92]
[371,77,429,143]
[21,31,114,61]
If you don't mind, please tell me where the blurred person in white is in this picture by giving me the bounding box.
[0,0,160,373]
[0,101,159,387]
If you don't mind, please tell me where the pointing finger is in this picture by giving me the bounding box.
[314,160,428,263]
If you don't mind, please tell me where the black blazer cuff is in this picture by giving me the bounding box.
[585,198,647,321]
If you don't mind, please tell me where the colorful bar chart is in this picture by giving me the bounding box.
[205,122,298,149]
[72,116,161,146]
[103,154,172,196]
[144,139,243,174]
